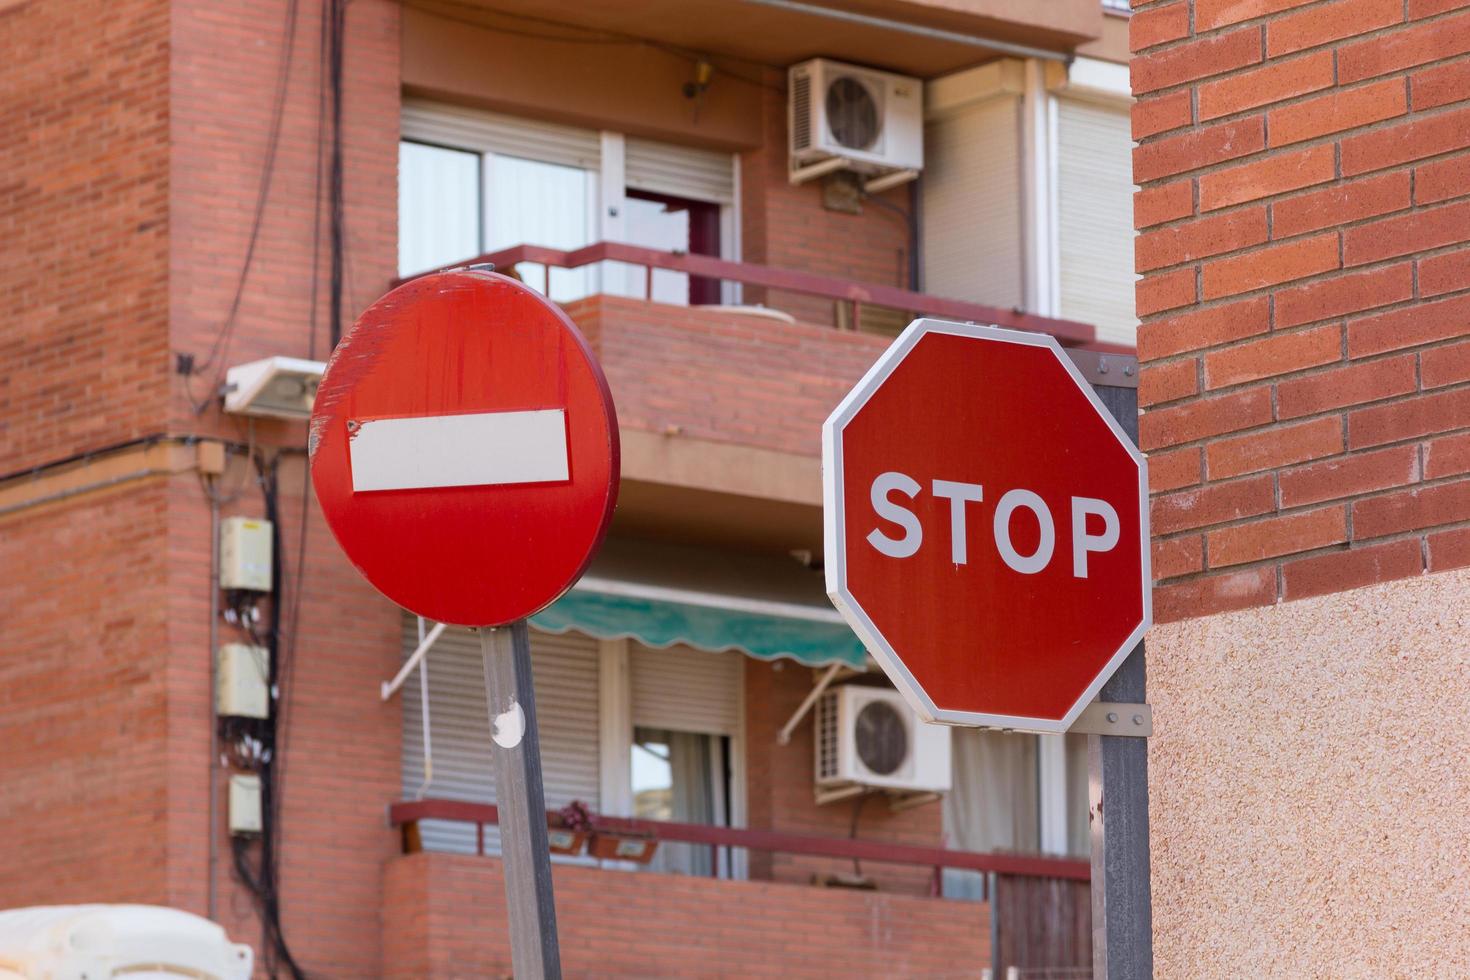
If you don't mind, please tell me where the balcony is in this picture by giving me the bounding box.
[395,243,1118,553]
[385,800,1091,978]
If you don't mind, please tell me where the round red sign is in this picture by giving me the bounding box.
[823,320,1150,733]
[310,269,619,627]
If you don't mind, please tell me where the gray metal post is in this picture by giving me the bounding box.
[1081,359,1153,979]
[481,620,562,979]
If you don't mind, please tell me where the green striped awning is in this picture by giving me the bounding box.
[531,585,867,669]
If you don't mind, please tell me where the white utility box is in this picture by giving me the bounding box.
[217,643,269,719]
[219,516,272,591]
[228,775,262,836]
[0,904,252,979]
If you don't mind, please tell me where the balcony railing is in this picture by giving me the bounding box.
[396,242,1098,348]
[388,797,1090,884]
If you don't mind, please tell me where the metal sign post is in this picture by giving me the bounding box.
[481,621,561,979]
[1074,354,1153,979]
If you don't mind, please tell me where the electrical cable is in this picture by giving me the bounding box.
[849,792,870,879]
[223,452,306,980]
[187,0,303,414]
[327,0,346,349]
[307,0,329,362]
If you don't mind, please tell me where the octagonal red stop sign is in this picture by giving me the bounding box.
[823,320,1150,733]
[310,269,618,628]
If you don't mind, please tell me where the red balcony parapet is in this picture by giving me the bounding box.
[388,797,1090,882]
[395,242,1097,347]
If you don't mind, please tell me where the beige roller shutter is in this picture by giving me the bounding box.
[921,95,1024,310]
[630,643,742,736]
[624,137,735,205]
[401,616,600,855]
[1057,98,1138,347]
[402,98,600,171]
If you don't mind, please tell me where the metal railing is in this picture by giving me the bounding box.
[396,242,1097,347]
[388,798,1091,883]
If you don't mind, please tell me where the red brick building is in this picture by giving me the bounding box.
[42,0,1470,976]
[1,1,1136,974]
[1131,0,1470,972]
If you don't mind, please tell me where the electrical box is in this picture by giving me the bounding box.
[229,774,263,836]
[220,516,273,591]
[217,643,270,719]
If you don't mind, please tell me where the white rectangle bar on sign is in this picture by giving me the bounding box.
[349,409,569,492]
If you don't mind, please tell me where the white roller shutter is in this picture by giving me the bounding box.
[630,643,742,736]
[1057,98,1138,347]
[921,95,1024,310]
[624,137,735,205]
[401,617,600,855]
[402,98,600,171]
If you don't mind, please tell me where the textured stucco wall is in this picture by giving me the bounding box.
[1149,568,1470,976]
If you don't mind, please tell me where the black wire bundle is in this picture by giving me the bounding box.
[326,0,346,350]
[226,453,307,980]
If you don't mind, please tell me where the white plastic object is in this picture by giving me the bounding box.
[0,904,253,979]
[222,355,325,421]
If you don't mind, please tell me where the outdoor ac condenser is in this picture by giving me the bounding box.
[815,684,951,800]
[788,58,923,189]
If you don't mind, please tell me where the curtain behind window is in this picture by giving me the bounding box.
[942,729,1040,899]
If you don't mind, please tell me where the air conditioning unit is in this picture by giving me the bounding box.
[815,685,951,802]
[788,58,923,192]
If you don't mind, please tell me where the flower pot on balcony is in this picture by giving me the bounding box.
[546,823,590,857]
[588,831,658,864]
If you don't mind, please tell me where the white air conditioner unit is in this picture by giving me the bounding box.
[815,685,951,802]
[223,355,325,421]
[788,58,923,192]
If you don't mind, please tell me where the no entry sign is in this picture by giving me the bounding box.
[310,269,619,628]
[823,320,1150,734]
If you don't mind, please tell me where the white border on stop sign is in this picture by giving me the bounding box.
[821,318,1152,734]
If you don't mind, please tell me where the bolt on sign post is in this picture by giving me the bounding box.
[822,319,1152,977]
[311,268,619,979]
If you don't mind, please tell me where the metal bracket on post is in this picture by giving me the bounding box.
[1065,349,1138,389]
[1067,702,1152,738]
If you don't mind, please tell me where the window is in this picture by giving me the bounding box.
[943,728,1091,898]
[398,142,479,278]
[399,100,737,304]
[398,140,596,302]
[631,727,732,876]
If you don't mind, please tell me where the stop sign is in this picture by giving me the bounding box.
[310,269,619,628]
[823,320,1150,733]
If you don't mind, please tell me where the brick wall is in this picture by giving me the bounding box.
[167,0,399,440]
[566,295,889,458]
[382,851,986,978]
[0,0,170,474]
[740,81,917,326]
[160,456,404,974]
[1131,0,1470,620]
[744,662,944,895]
[0,483,172,907]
